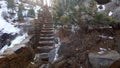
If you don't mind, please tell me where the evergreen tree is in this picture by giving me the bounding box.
[7,0,16,11]
[17,4,24,21]
[28,8,35,18]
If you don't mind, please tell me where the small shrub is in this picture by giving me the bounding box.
[91,12,118,26]
[60,15,69,25]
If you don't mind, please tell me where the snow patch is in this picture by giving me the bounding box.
[100,48,107,51]
[9,33,28,48]
[54,37,61,61]
[31,62,35,64]
[97,5,105,12]
[0,0,20,34]
[98,51,105,54]
[34,5,40,19]
[71,25,79,32]
[98,48,107,54]
[108,36,114,39]
[99,35,114,39]
[108,11,113,16]
[0,45,8,55]
[99,35,107,38]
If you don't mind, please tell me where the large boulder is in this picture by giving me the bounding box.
[105,0,120,20]
[0,44,34,68]
[105,0,120,12]
[89,50,120,68]
[112,7,120,21]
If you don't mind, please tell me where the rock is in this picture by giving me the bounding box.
[39,53,49,60]
[35,53,49,62]
[36,46,54,53]
[49,49,56,63]
[0,44,34,68]
[39,64,47,68]
[89,50,120,68]
[58,41,81,58]
[105,0,120,12]
[112,7,120,21]
[49,56,66,68]
[49,47,67,68]
[28,53,49,68]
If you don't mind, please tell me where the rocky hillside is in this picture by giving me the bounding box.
[0,0,40,68]
[0,0,120,68]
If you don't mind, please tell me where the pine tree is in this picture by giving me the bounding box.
[17,4,24,21]
[7,0,16,11]
[28,8,35,18]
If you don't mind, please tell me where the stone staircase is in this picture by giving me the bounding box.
[32,22,55,68]
[38,24,54,47]
[27,6,56,68]
[39,22,55,67]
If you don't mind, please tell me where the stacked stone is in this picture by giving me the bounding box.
[28,6,55,68]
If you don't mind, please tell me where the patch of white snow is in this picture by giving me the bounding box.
[34,5,40,19]
[9,33,28,48]
[99,35,107,38]
[98,51,105,54]
[98,48,107,54]
[99,35,114,39]
[54,37,61,61]
[108,36,114,39]
[31,62,35,64]
[100,48,107,51]
[0,1,20,34]
[97,5,105,12]
[0,45,8,55]
[108,11,113,16]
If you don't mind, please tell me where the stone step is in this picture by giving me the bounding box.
[43,23,53,26]
[34,53,49,63]
[40,36,54,39]
[39,43,55,46]
[39,40,54,44]
[44,23,53,24]
[35,46,55,53]
[41,30,54,33]
[39,64,46,68]
[42,26,54,28]
[40,31,53,34]
[44,25,54,27]
[35,53,49,61]
[42,28,54,30]
[37,46,55,49]
[39,38,54,41]
[43,24,53,27]
[40,34,54,37]
[41,30,54,32]
[39,64,49,68]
